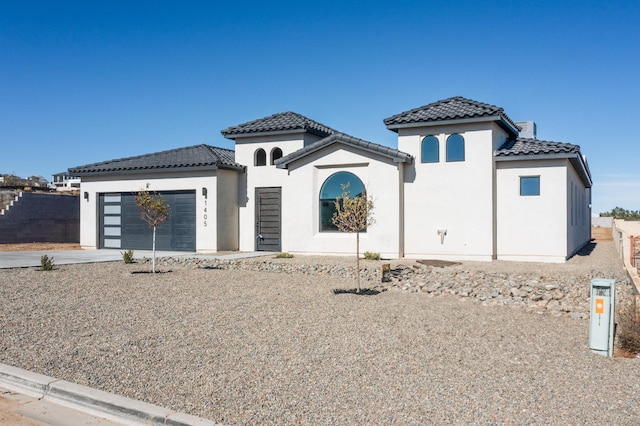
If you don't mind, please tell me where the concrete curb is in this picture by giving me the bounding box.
[0,363,219,426]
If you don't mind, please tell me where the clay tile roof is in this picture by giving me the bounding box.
[275,132,412,168]
[221,111,337,138]
[495,137,591,187]
[384,96,520,134]
[68,144,243,176]
[495,137,581,157]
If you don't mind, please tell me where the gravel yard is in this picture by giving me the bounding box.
[1,242,639,424]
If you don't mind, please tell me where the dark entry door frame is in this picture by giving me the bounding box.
[255,187,281,251]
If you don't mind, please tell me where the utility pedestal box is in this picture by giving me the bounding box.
[589,279,615,357]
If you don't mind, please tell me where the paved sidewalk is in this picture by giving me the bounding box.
[0,249,274,269]
[1,386,123,425]
[0,364,217,425]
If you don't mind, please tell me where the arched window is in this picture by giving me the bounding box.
[421,136,439,163]
[446,134,465,162]
[271,147,283,165]
[254,148,266,166]
[319,171,365,232]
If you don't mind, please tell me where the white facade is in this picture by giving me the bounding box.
[73,97,592,262]
[495,160,591,262]
[276,144,405,258]
[78,170,238,253]
[234,133,324,252]
[397,122,510,261]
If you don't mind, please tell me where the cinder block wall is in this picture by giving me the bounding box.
[0,192,80,243]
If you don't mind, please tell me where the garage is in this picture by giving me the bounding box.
[99,190,196,251]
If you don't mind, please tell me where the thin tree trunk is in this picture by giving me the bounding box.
[152,225,156,273]
[356,231,360,292]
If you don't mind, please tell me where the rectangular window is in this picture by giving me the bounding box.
[520,176,540,196]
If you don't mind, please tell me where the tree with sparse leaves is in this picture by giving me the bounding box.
[332,183,375,292]
[135,184,170,273]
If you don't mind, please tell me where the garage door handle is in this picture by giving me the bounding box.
[257,234,264,240]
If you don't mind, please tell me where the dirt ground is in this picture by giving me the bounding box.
[0,393,46,426]
[0,243,80,252]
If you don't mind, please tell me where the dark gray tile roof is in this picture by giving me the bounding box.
[68,144,243,175]
[275,133,412,168]
[221,111,337,138]
[496,137,592,187]
[384,96,520,134]
[495,137,581,157]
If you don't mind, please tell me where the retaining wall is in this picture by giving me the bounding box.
[0,191,80,243]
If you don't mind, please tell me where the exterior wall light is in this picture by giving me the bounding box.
[84,191,89,201]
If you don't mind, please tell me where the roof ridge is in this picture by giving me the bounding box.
[69,144,243,175]
[275,132,412,168]
[221,111,338,138]
[383,96,519,135]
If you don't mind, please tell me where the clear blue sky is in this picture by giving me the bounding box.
[1,1,638,214]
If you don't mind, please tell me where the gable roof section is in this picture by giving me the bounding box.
[384,96,520,136]
[495,137,592,187]
[68,144,244,176]
[274,133,413,169]
[221,111,338,139]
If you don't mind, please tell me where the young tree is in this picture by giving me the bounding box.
[134,184,170,273]
[332,183,375,292]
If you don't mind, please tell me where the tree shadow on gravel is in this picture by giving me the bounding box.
[333,288,383,296]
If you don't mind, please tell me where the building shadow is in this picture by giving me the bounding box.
[572,240,597,258]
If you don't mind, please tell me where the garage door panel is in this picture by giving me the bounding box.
[100,190,196,251]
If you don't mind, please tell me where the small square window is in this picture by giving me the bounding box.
[520,176,540,196]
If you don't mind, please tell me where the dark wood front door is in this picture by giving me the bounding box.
[255,187,281,251]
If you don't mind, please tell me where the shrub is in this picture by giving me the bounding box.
[617,301,640,354]
[275,252,294,259]
[363,251,381,260]
[40,255,55,271]
[121,249,135,264]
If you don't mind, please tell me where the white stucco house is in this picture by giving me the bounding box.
[69,96,592,262]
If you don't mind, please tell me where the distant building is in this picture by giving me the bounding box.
[0,174,28,187]
[52,172,81,191]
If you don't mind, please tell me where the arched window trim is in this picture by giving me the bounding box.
[446,134,465,162]
[421,135,439,163]
[270,147,283,165]
[319,171,365,232]
[254,148,266,166]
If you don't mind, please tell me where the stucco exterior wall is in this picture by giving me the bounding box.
[398,123,508,261]
[216,169,239,251]
[566,163,591,256]
[495,159,568,262]
[276,144,404,258]
[78,171,236,252]
[235,133,327,251]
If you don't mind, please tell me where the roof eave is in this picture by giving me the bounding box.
[386,115,519,136]
[68,163,243,177]
[222,128,331,140]
[495,152,592,188]
[275,140,412,169]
